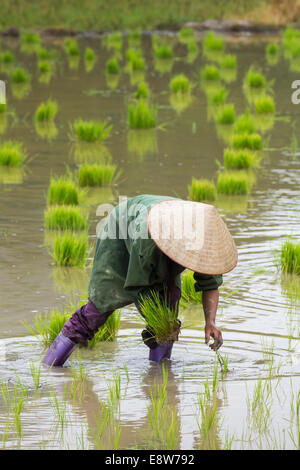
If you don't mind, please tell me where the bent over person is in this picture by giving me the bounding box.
[43,194,238,366]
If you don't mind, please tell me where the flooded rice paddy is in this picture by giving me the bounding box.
[0,30,300,450]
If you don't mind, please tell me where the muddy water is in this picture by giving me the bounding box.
[0,32,299,450]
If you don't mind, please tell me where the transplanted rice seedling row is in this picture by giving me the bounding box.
[188,170,255,200]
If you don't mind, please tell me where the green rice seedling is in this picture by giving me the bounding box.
[47,176,79,206]
[29,360,42,391]
[254,94,275,114]
[69,354,88,401]
[154,44,173,60]
[138,290,180,345]
[188,178,217,202]
[105,32,123,50]
[84,47,95,62]
[223,148,260,169]
[266,42,278,56]
[128,100,157,129]
[169,74,191,94]
[21,32,40,44]
[179,27,195,42]
[280,239,300,275]
[49,385,68,429]
[11,67,30,84]
[106,57,120,74]
[72,119,113,143]
[35,99,58,122]
[37,47,56,61]
[128,30,141,45]
[233,112,256,134]
[64,38,80,56]
[0,51,14,63]
[24,309,70,347]
[245,67,266,88]
[203,31,224,51]
[231,133,263,150]
[215,104,235,124]
[126,47,142,62]
[134,81,150,100]
[217,171,254,195]
[180,270,202,306]
[51,232,89,267]
[207,86,228,106]
[201,64,221,81]
[78,163,120,187]
[44,205,88,231]
[129,54,145,71]
[88,310,121,348]
[38,60,51,74]
[220,54,237,69]
[0,141,26,167]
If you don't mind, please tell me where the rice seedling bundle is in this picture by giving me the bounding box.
[223,148,260,169]
[134,82,150,100]
[51,232,88,267]
[25,309,70,347]
[106,57,120,74]
[201,65,221,81]
[138,291,180,345]
[169,74,191,94]
[44,205,88,231]
[35,99,58,122]
[180,270,202,305]
[0,51,14,63]
[38,60,51,74]
[154,45,173,60]
[233,112,257,134]
[72,119,113,143]
[129,54,145,71]
[203,31,224,51]
[179,27,195,40]
[245,68,266,88]
[231,133,263,150]
[64,38,80,56]
[207,87,228,106]
[220,54,237,69]
[11,67,30,83]
[84,47,95,61]
[37,47,56,61]
[47,176,79,206]
[0,141,26,166]
[188,178,217,202]
[128,100,157,129]
[254,95,275,114]
[217,171,253,195]
[216,104,235,124]
[78,163,119,187]
[280,239,300,275]
[266,43,278,55]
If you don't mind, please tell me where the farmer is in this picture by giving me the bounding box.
[43,194,238,366]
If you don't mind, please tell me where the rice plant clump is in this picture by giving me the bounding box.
[203,31,224,51]
[216,104,235,124]
[179,27,195,41]
[78,163,120,187]
[280,239,300,275]
[1,51,14,63]
[0,141,26,166]
[220,54,237,69]
[245,68,266,88]
[138,291,180,345]
[266,43,278,55]
[233,112,257,135]
[21,32,41,44]
[44,205,88,231]
[134,82,150,100]
[25,309,70,348]
[88,310,121,347]
[106,57,120,74]
[201,65,221,81]
[128,100,157,129]
[154,45,173,60]
[35,99,58,122]
[84,47,95,61]
[180,270,202,305]
[223,148,260,169]
[169,74,191,94]
[64,38,80,56]
[11,67,30,84]
[72,119,113,143]
[207,87,228,106]
[188,178,217,202]
[231,133,263,151]
[217,171,253,195]
[254,95,275,114]
[51,232,88,267]
[47,176,79,206]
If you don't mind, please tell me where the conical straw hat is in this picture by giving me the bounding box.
[147,199,238,275]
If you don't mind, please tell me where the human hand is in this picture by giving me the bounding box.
[204,321,223,350]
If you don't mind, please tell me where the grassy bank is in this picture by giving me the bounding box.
[0,0,265,32]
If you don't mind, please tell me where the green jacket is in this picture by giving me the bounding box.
[88,194,223,313]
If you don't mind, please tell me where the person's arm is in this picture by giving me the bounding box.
[202,289,223,350]
[193,273,223,350]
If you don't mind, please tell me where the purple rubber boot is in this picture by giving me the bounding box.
[42,332,77,367]
[149,342,174,362]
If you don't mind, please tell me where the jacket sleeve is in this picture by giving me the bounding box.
[193,272,223,292]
